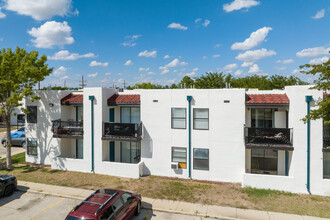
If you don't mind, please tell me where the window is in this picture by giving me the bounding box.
[27,106,37,123]
[251,109,273,128]
[324,152,330,179]
[76,106,83,121]
[171,108,186,129]
[111,198,124,215]
[172,147,187,168]
[251,149,278,175]
[121,142,141,163]
[193,148,209,170]
[100,206,114,220]
[121,107,140,124]
[76,139,83,159]
[193,109,209,130]
[121,193,132,204]
[27,138,37,156]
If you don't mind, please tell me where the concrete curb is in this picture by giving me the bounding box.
[17,181,329,220]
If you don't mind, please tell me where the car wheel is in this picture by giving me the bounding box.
[135,200,141,216]
[4,185,15,197]
[21,142,26,149]
[2,141,6,147]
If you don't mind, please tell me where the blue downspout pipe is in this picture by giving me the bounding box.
[89,96,95,173]
[305,95,313,194]
[187,96,192,179]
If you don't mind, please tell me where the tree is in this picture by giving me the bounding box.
[194,72,226,88]
[0,47,52,169]
[300,56,330,123]
[178,76,194,88]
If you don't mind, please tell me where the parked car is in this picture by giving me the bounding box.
[66,189,141,220]
[0,175,17,197]
[1,127,26,148]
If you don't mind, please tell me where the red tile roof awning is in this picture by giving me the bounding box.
[246,94,289,105]
[108,94,140,106]
[324,93,329,99]
[61,94,83,105]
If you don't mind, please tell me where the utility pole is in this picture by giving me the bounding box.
[124,80,126,89]
[79,75,87,89]
[64,80,66,88]
[38,81,40,90]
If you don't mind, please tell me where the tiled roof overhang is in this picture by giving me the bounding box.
[61,94,83,105]
[107,94,140,106]
[246,94,290,107]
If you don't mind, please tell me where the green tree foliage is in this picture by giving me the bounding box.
[300,56,330,123]
[178,76,194,88]
[0,47,52,169]
[195,72,226,88]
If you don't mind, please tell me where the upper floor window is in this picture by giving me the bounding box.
[251,108,273,128]
[171,108,186,129]
[193,108,209,130]
[27,106,37,123]
[121,107,140,124]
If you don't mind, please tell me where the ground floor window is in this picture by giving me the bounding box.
[172,147,187,168]
[324,152,330,179]
[121,142,141,164]
[76,139,83,159]
[27,138,38,156]
[193,148,209,170]
[251,149,277,175]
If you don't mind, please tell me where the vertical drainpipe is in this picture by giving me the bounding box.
[187,96,192,179]
[89,96,95,173]
[305,95,313,194]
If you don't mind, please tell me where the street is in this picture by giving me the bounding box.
[0,191,220,220]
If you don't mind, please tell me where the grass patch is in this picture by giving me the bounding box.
[0,152,25,164]
[0,166,329,218]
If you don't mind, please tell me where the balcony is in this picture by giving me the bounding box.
[52,120,83,139]
[245,127,293,150]
[324,125,330,152]
[102,122,142,142]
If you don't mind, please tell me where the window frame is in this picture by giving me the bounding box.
[251,148,278,175]
[193,148,209,170]
[27,139,38,156]
[171,147,187,169]
[193,108,209,130]
[27,106,37,123]
[171,108,186,129]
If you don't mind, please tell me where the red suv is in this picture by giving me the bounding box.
[66,189,142,220]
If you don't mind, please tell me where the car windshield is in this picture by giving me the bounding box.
[17,127,25,132]
[66,215,93,220]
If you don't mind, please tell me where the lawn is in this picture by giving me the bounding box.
[0,154,330,218]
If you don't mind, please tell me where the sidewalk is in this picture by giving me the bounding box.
[17,181,328,220]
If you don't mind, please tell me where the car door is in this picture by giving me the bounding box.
[111,197,126,220]
[120,193,135,219]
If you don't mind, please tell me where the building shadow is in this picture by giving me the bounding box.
[0,185,29,207]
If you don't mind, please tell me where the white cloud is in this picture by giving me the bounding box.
[165,58,188,68]
[231,27,272,50]
[28,21,74,48]
[53,66,67,77]
[147,71,155,75]
[241,61,254,67]
[138,50,157,58]
[223,0,260,12]
[124,60,133,66]
[203,19,210,27]
[139,67,150,72]
[88,72,98,78]
[89,61,108,67]
[276,66,286,71]
[276,59,294,64]
[292,69,302,74]
[202,56,207,59]
[234,69,243,75]
[48,50,96,60]
[167,22,188,30]
[215,44,221,48]
[296,47,330,58]
[5,0,74,21]
[309,56,329,64]
[184,67,199,77]
[164,55,170,59]
[248,64,262,74]
[213,54,220,58]
[121,34,141,47]
[160,69,170,75]
[105,72,111,76]
[312,9,325,19]
[60,75,69,80]
[0,8,6,18]
[195,18,202,23]
[224,63,238,70]
[236,48,276,62]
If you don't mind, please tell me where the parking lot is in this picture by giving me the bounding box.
[0,191,216,220]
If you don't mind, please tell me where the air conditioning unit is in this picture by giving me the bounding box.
[171,162,179,169]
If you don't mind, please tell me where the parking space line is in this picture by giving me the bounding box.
[144,209,151,219]
[31,197,65,220]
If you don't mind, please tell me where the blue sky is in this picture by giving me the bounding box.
[0,0,329,88]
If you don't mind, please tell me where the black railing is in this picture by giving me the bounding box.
[324,124,330,150]
[52,119,83,137]
[103,122,142,139]
[245,127,292,146]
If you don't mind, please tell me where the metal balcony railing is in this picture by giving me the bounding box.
[102,122,142,142]
[324,124,330,151]
[52,119,83,137]
[245,127,293,147]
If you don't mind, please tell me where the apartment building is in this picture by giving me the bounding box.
[24,86,330,196]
